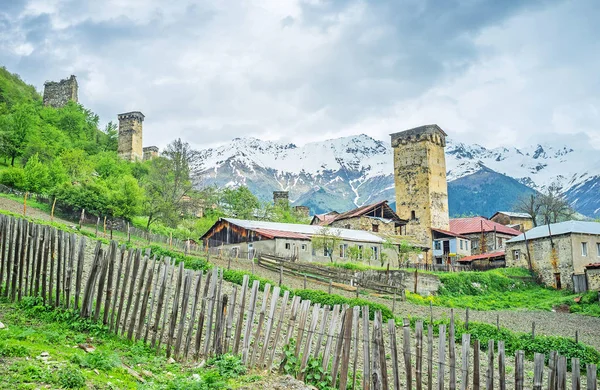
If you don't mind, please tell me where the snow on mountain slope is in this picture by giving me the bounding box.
[195,135,600,217]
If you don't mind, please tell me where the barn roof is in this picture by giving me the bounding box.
[457,250,505,263]
[490,211,532,219]
[327,200,406,225]
[507,221,600,244]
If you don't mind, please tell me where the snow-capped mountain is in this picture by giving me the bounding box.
[195,135,600,218]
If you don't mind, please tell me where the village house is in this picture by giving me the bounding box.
[490,211,534,233]
[314,201,408,235]
[431,228,471,264]
[201,217,404,263]
[505,221,600,291]
[310,211,339,226]
[449,216,521,255]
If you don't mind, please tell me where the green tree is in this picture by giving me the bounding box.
[311,227,342,263]
[107,175,143,219]
[0,166,25,189]
[0,103,36,165]
[221,186,260,219]
[23,153,49,193]
[384,238,421,267]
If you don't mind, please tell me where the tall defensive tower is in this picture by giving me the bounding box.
[390,124,450,246]
[117,111,144,161]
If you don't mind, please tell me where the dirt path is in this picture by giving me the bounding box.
[0,196,72,225]
[211,255,600,351]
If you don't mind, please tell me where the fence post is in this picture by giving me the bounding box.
[473,339,480,390]
[533,353,544,390]
[498,340,505,390]
[23,192,28,216]
[460,334,470,390]
[515,350,524,390]
[50,197,56,221]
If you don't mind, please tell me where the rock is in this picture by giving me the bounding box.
[36,352,50,362]
[167,357,176,364]
[78,343,96,353]
[141,369,154,378]
[93,369,100,375]
[192,373,201,381]
[0,322,5,329]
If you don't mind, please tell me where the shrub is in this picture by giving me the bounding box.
[0,341,30,357]
[206,353,246,378]
[0,166,25,189]
[71,350,120,371]
[57,366,86,389]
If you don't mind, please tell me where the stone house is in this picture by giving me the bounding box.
[585,263,600,291]
[318,200,408,235]
[450,216,521,255]
[310,211,339,226]
[201,217,400,263]
[431,228,471,264]
[490,211,534,233]
[505,221,600,290]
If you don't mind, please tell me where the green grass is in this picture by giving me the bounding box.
[0,192,52,214]
[406,268,600,317]
[0,297,262,389]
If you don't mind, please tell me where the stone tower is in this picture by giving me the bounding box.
[43,75,78,108]
[390,124,450,246]
[273,191,289,208]
[117,111,144,161]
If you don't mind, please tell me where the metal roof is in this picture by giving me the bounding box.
[506,221,600,244]
[222,218,385,244]
[450,217,522,236]
[431,228,469,239]
[491,211,532,219]
[253,229,311,240]
[457,250,505,263]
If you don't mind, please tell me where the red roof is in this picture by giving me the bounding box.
[450,217,522,236]
[431,228,469,239]
[458,250,505,263]
[254,229,310,240]
[585,263,600,269]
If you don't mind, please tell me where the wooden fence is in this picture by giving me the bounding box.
[0,214,598,390]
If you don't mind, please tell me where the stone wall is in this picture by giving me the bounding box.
[329,216,397,235]
[466,232,516,255]
[586,268,600,291]
[358,269,440,296]
[143,146,159,160]
[43,75,78,108]
[391,125,449,247]
[506,234,575,289]
[118,111,144,161]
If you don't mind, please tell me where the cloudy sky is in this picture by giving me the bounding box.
[1,0,599,151]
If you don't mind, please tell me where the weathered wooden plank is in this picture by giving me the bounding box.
[93,248,110,322]
[403,318,412,390]
[314,305,330,359]
[115,249,134,333]
[363,306,371,390]
[80,244,103,318]
[23,225,33,298]
[110,245,126,332]
[174,269,192,358]
[4,217,14,298]
[214,294,228,356]
[195,269,213,359]
[298,303,321,381]
[232,274,249,355]
[184,271,203,358]
[437,324,446,390]
[283,296,302,351]
[267,289,290,370]
[549,351,558,390]
[27,222,37,296]
[166,263,185,358]
[460,334,470,390]
[10,218,21,301]
[571,358,580,390]
[157,258,176,352]
[388,319,400,390]
[0,216,7,297]
[241,279,260,364]
[17,219,28,301]
[250,283,271,367]
[427,324,433,390]
[203,267,219,357]
[136,256,157,342]
[73,235,86,310]
[321,303,340,372]
[295,299,312,358]
[586,364,597,390]
[331,307,349,388]
[51,228,60,307]
[151,259,170,350]
[515,350,525,390]
[556,355,567,390]
[224,284,237,354]
[212,269,224,353]
[34,224,44,297]
[473,339,480,390]
[498,340,506,390]
[371,310,386,390]
[415,321,423,390]
[533,353,544,390]
[121,250,141,336]
[449,310,456,390]
[259,286,280,367]
[486,340,494,390]
[351,306,360,390]
[65,233,77,308]
[337,308,354,390]
[127,255,149,340]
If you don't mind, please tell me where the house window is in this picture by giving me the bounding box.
[301,244,307,251]
[340,244,348,258]
[434,240,441,250]
[358,245,364,259]
[372,224,379,232]
[285,243,291,250]
[372,246,379,260]
[597,243,600,257]
[582,242,588,257]
[465,241,469,250]
[460,240,463,250]
[411,211,416,220]
[513,250,520,261]
[345,224,351,229]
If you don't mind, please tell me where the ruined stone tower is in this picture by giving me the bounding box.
[43,75,78,108]
[117,111,144,161]
[273,191,289,208]
[390,124,450,246]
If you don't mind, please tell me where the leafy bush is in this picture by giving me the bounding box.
[0,341,30,357]
[0,166,25,189]
[57,366,86,389]
[71,350,120,371]
[206,353,246,378]
[145,245,210,271]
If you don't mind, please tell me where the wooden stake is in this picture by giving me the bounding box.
[50,197,56,221]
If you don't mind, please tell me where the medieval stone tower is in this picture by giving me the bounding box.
[43,75,78,108]
[117,111,144,161]
[390,124,450,246]
[273,191,289,208]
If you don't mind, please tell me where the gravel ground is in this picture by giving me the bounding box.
[210,255,600,351]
